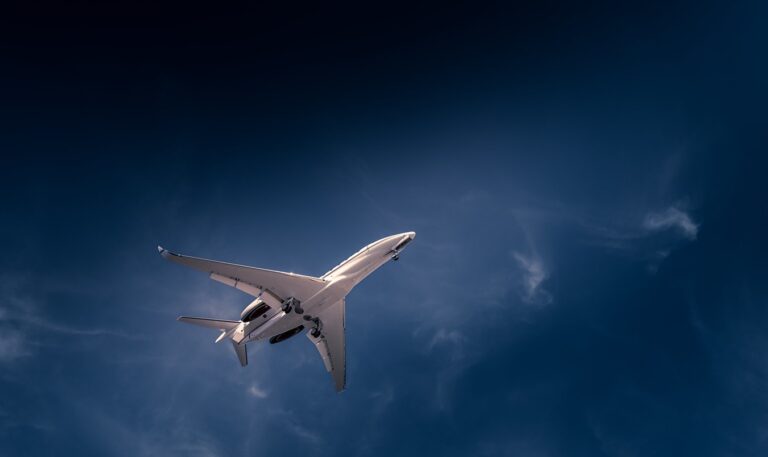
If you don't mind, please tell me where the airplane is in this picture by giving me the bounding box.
[158,231,415,392]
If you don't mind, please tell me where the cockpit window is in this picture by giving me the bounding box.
[394,236,412,251]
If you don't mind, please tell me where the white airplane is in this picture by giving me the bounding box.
[158,231,415,392]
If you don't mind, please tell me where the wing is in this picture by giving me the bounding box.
[307,299,346,392]
[177,316,239,330]
[158,246,326,302]
[231,341,248,367]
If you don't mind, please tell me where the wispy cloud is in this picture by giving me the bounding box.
[427,328,468,363]
[419,327,476,412]
[513,252,552,305]
[368,385,395,414]
[579,204,699,272]
[246,383,269,399]
[428,328,466,352]
[265,409,322,445]
[26,316,146,340]
[0,329,29,363]
[288,422,321,444]
[62,393,225,457]
[0,277,147,344]
[643,207,699,240]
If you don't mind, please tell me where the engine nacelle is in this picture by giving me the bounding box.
[240,289,282,322]
[268,325,305,344]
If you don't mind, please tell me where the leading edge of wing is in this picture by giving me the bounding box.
[157,246,326,301]
[157,246,324,283]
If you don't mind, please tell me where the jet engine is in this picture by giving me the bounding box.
[269,325,305,344]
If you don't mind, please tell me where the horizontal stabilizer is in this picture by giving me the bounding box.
[178,316,239,330]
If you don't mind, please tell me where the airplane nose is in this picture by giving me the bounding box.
[391,232,415,253]
[397,231,415,240]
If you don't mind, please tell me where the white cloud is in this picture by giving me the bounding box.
[246,384,268,399]
[579,204,699,272]
[643,207,699,240]
[369,385,395,413]
[428,328,466,352]
[288,422,321,444]
[513,252,552,305]
[427,328,468,366]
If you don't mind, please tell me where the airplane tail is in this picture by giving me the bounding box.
[177,316,248,366]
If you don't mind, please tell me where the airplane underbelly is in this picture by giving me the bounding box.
[248,313,303,342]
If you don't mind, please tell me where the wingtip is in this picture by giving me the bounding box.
[157,245,173,259]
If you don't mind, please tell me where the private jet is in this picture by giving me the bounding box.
[158,232,415,392]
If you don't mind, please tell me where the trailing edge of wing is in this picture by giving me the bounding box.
[158,246,326,301]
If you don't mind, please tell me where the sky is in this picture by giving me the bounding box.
[1,2,768,456]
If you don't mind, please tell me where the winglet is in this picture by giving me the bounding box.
[157,245,173,259]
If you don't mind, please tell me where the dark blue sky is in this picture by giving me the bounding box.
[2,2,767,455]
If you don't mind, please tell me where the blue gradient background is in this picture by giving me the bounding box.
[2,2,768,455]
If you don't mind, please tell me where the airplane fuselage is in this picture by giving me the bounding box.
[232,232,415,345]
